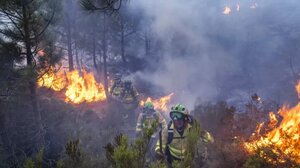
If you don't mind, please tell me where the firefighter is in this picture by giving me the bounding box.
[119,80,139,123]
[121,80,138,104]
[136,101,167,165]
[110,73,124,99]
[136,101,167,137]
[155,104,214,164]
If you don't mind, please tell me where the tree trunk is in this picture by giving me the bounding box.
[120,19,126,64]
[74,10,80,70]
[75,46,80,69]
[67,16,74,71]
[22,3,44,152]
[74,33,80,69]
[22,4,39,117]
[74,24,80,70]
[98,48,103,74]
[92,28,98,71]
[102,14,109,100]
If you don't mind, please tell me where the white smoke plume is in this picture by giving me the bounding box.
[130,0,300,109]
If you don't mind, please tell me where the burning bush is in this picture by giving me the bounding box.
[38,69,106,104]
[243,81,300,167]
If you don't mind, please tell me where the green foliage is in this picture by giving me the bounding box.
[36,147,44,168]
[0,39,24,95]
[166,123,205,168]
[143,117,160,139]
[186,124,202,167]
[22,147,44,168]
[0,2,63,167]
[60,137,110,168]
[56,160,65,168]
[113,136,136,168]
[23,159,35,168]
[0,0,63,78]
[149,161,167,168]
[65,139,83,168]
[104,134,140,167]
[104,117,159,168]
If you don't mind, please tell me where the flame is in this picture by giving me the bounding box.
[140,93,174,112]
[268,112,278,128]
[38,69,106,104]
[253,122,264,136]
[37,69,66,91]
[244,81,300,164]
[65,70,106,104]
[296,81,300,98]
[223,6,231,15]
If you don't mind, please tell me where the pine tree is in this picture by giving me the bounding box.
[0,0,61,166]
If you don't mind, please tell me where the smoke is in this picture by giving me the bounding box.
[130,0,300,109]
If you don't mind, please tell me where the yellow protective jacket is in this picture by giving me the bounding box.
[121,87,138,103]
[136,111,167,137]
[110,82,124,97]
[155,120,213,160]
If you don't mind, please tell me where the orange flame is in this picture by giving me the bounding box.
[253,122,264,136]
[244,81,300,164]
[65,70,106,104]
[140,93,174,112]
[37,69,66,91]
[38,69,106,104]
[268,112,278,128]
[223,6,231,15]
[296,81,300,98]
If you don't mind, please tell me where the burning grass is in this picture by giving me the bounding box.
[38,69,106,104]
[244,81,300,165]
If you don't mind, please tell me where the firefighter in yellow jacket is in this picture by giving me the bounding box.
[155,104,214,164]
[136,102,167,137]
[121,80,138,104]
[110,73,124,99]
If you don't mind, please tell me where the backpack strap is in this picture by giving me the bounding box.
[130,86,135,96]
[165,121,174,163]
[167,121,174,144]
[152,111,157,119]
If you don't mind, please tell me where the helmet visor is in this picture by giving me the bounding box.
[170,112,183,120]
